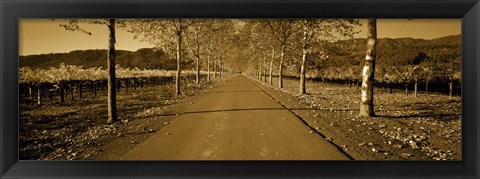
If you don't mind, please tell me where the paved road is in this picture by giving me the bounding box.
[120,74,349,160]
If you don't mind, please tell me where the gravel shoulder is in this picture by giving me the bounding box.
[250,76,461,160]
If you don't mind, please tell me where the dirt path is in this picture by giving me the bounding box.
[120,74,349,160]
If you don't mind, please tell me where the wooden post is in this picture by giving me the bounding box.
[37,86,42,105]
[414,80,418,98]
[79,82,83,98]
[425,79,429,94]
[405,83,408,95]
[449,80,453,100]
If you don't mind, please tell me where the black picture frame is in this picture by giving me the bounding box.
[1,0,479,178]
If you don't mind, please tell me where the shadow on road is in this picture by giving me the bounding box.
[151,107,360,117]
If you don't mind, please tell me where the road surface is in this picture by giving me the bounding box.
[120,74,349,160]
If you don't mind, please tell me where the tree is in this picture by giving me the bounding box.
[208,21,236,79]
[265,19,296,88]
[127,19,192,96]
[359,19,377,117]
[185,20,216,85]
[241,20,277,82]
[411,65,424,98]
[59,19,118,123]
[187,24,203,85]
[446,67,461,99]
[106,19,117,123]
[294,19,359,94]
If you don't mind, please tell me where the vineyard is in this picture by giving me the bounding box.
[19,64,210,105]
[256,64,462,98]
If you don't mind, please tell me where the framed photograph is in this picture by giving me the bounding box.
[1,0,479,178]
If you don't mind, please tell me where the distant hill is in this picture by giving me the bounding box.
[19,48,186,70]
[317,34,461,69]
[20,35,461,71]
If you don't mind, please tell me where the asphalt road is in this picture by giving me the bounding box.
[120,74,349,160]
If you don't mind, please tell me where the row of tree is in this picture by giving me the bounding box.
[239,19,460,117]
[60,19,240,123]
[57,19,460,122]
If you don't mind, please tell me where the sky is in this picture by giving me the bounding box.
[19,19,461,56]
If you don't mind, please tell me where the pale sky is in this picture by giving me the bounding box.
[357,19,461,40]
[19,19,461,56]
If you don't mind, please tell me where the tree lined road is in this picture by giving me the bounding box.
[120,74,349,160]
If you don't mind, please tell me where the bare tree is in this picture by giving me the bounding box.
[127,19,192,97]
[265,19,296,88]
[294,19,359,95]
[60,19,118,123]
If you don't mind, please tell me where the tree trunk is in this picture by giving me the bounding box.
[195,55,200,85]
[299,26,308,95]
[389,84,393,94]
[269,48,274,84]
[259,59,262,80]
[106,19,117,124]
[414,80,418,98]
[278,44,286,88]
[220,59,223,79]
[175,33,182,97]
[263,58,267,82]
[299,51,307,94]
[207,43,211,82]
[359,19,377,117]
[213,58,217,79]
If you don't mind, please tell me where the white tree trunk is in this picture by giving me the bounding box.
[269,48,274,84]
[359,19,377,117]
[213,58,217,79]
[175,33,182,97]
[195,55,200,85]
[219,59,223,79]
[263,57,267,82]
[299,26,308,94]
[207,43,211,82]
[259,59,263,80]
[278,45,286,88]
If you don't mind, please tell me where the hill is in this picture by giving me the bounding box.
[20,34,461,72]
[317,34,461,69]
[19,48,185,70]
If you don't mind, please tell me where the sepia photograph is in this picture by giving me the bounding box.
[19,18,461,160]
